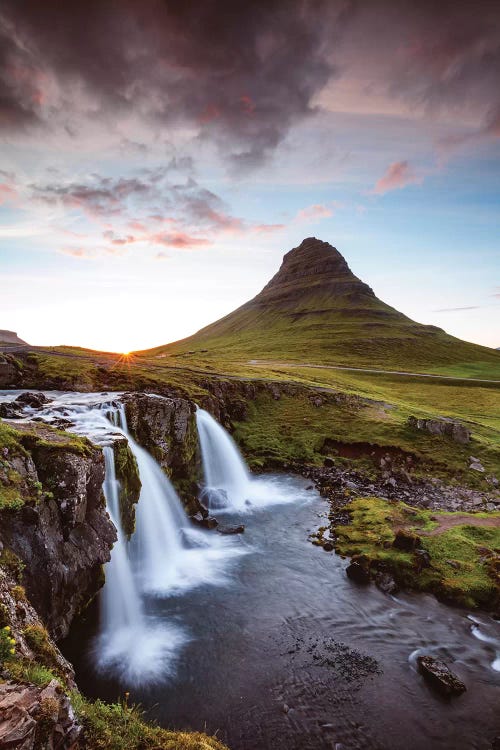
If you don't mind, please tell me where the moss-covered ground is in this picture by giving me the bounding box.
[335,497,500,610]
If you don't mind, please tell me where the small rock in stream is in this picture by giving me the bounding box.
[346,561,371,584]
[217,524,245,535]
[417,655,466,697]
[190,512,218,529]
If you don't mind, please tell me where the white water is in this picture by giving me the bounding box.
[97,446,186,684]
[1,391,246,684]
[196,407,251,509]
[196,407,297,512]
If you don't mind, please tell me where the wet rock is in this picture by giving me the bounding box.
[217,524,245,535]
[346,561,371,584]
[417,655,466,696]
[305,485,314,490]
[392,529,421,552]
[15,392,49,408]
[191,512,218,529]
[200,487,229,511]
[374,571,399,595]
[0,402,23,419]
[322,541,334,552]
[408,416,471,444]
[323,457,335,468]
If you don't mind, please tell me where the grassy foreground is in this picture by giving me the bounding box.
[335,497,500,610]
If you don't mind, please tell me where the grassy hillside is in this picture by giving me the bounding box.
[146,238,500,378]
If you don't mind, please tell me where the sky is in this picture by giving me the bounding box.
[0,0,499,353]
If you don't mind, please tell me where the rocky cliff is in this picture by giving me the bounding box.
[0,421,116,640]
[123,392,200,505]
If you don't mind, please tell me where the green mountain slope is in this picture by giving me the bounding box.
[149,238,500,377]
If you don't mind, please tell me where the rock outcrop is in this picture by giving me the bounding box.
[0,422,116,640]
[123,392,199,503]
[0,679,81,749]
[407,416,471,444]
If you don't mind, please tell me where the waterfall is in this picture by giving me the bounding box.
[10,391,245,683]
[113,403,244,595]
[97,447,148,672]
[196,408,251,510]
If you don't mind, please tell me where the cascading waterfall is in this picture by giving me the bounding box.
[112,403,245,596]
[196,407,251,510]
[97,446,151,674]
[5,391,245,683]
[196,407,298,512]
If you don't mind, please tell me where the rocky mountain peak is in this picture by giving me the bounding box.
[256,237,375,307]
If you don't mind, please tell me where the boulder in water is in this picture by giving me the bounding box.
[15,392,49,408]
[200,487,229,511]
[217,524,245,535]
[0,402,23,419]
[417,655,466,696]
[374,571,399,595]
[190,512,218,529]
[346,560,370,584]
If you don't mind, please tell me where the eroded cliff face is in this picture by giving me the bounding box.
[123,392,200,503]
[0,422,116,640]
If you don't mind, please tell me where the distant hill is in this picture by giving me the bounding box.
[148,237,500,376]
[0,330,27,345]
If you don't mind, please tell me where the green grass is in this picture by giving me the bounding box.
[232,390,499,486]
[71,693,228,750]
[335,497,500,609]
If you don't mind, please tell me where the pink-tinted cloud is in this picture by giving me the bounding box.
[295,203,335,222]
[0,183,17,204]
[252,223,285,233]
[152,232,211,249]
[371,161,422,195]
[59,246,94,259]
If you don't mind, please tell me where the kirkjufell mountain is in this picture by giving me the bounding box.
[148,238,500,373]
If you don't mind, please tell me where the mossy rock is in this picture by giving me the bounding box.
[113,438,141,537]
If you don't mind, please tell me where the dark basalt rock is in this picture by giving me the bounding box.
[374,571,399,595]
[15,392,49,408]
[217,524,245,535]
[392,529,421,552]
[191,512,218,529]
[417,655,466,696]
[346,561,371,584]
[322,541,334,552]
[0,423,116,640]
[0,402,23,419]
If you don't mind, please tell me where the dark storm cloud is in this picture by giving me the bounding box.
[0,0,339,165]
[2,1,499,167]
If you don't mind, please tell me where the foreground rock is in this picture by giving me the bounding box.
[417,655,466,697]
[0,679,81,749]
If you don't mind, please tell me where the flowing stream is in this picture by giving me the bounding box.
[1,390,500,749]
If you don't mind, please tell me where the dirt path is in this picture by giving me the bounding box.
[422,514,500,536]
[247,360,500,384]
